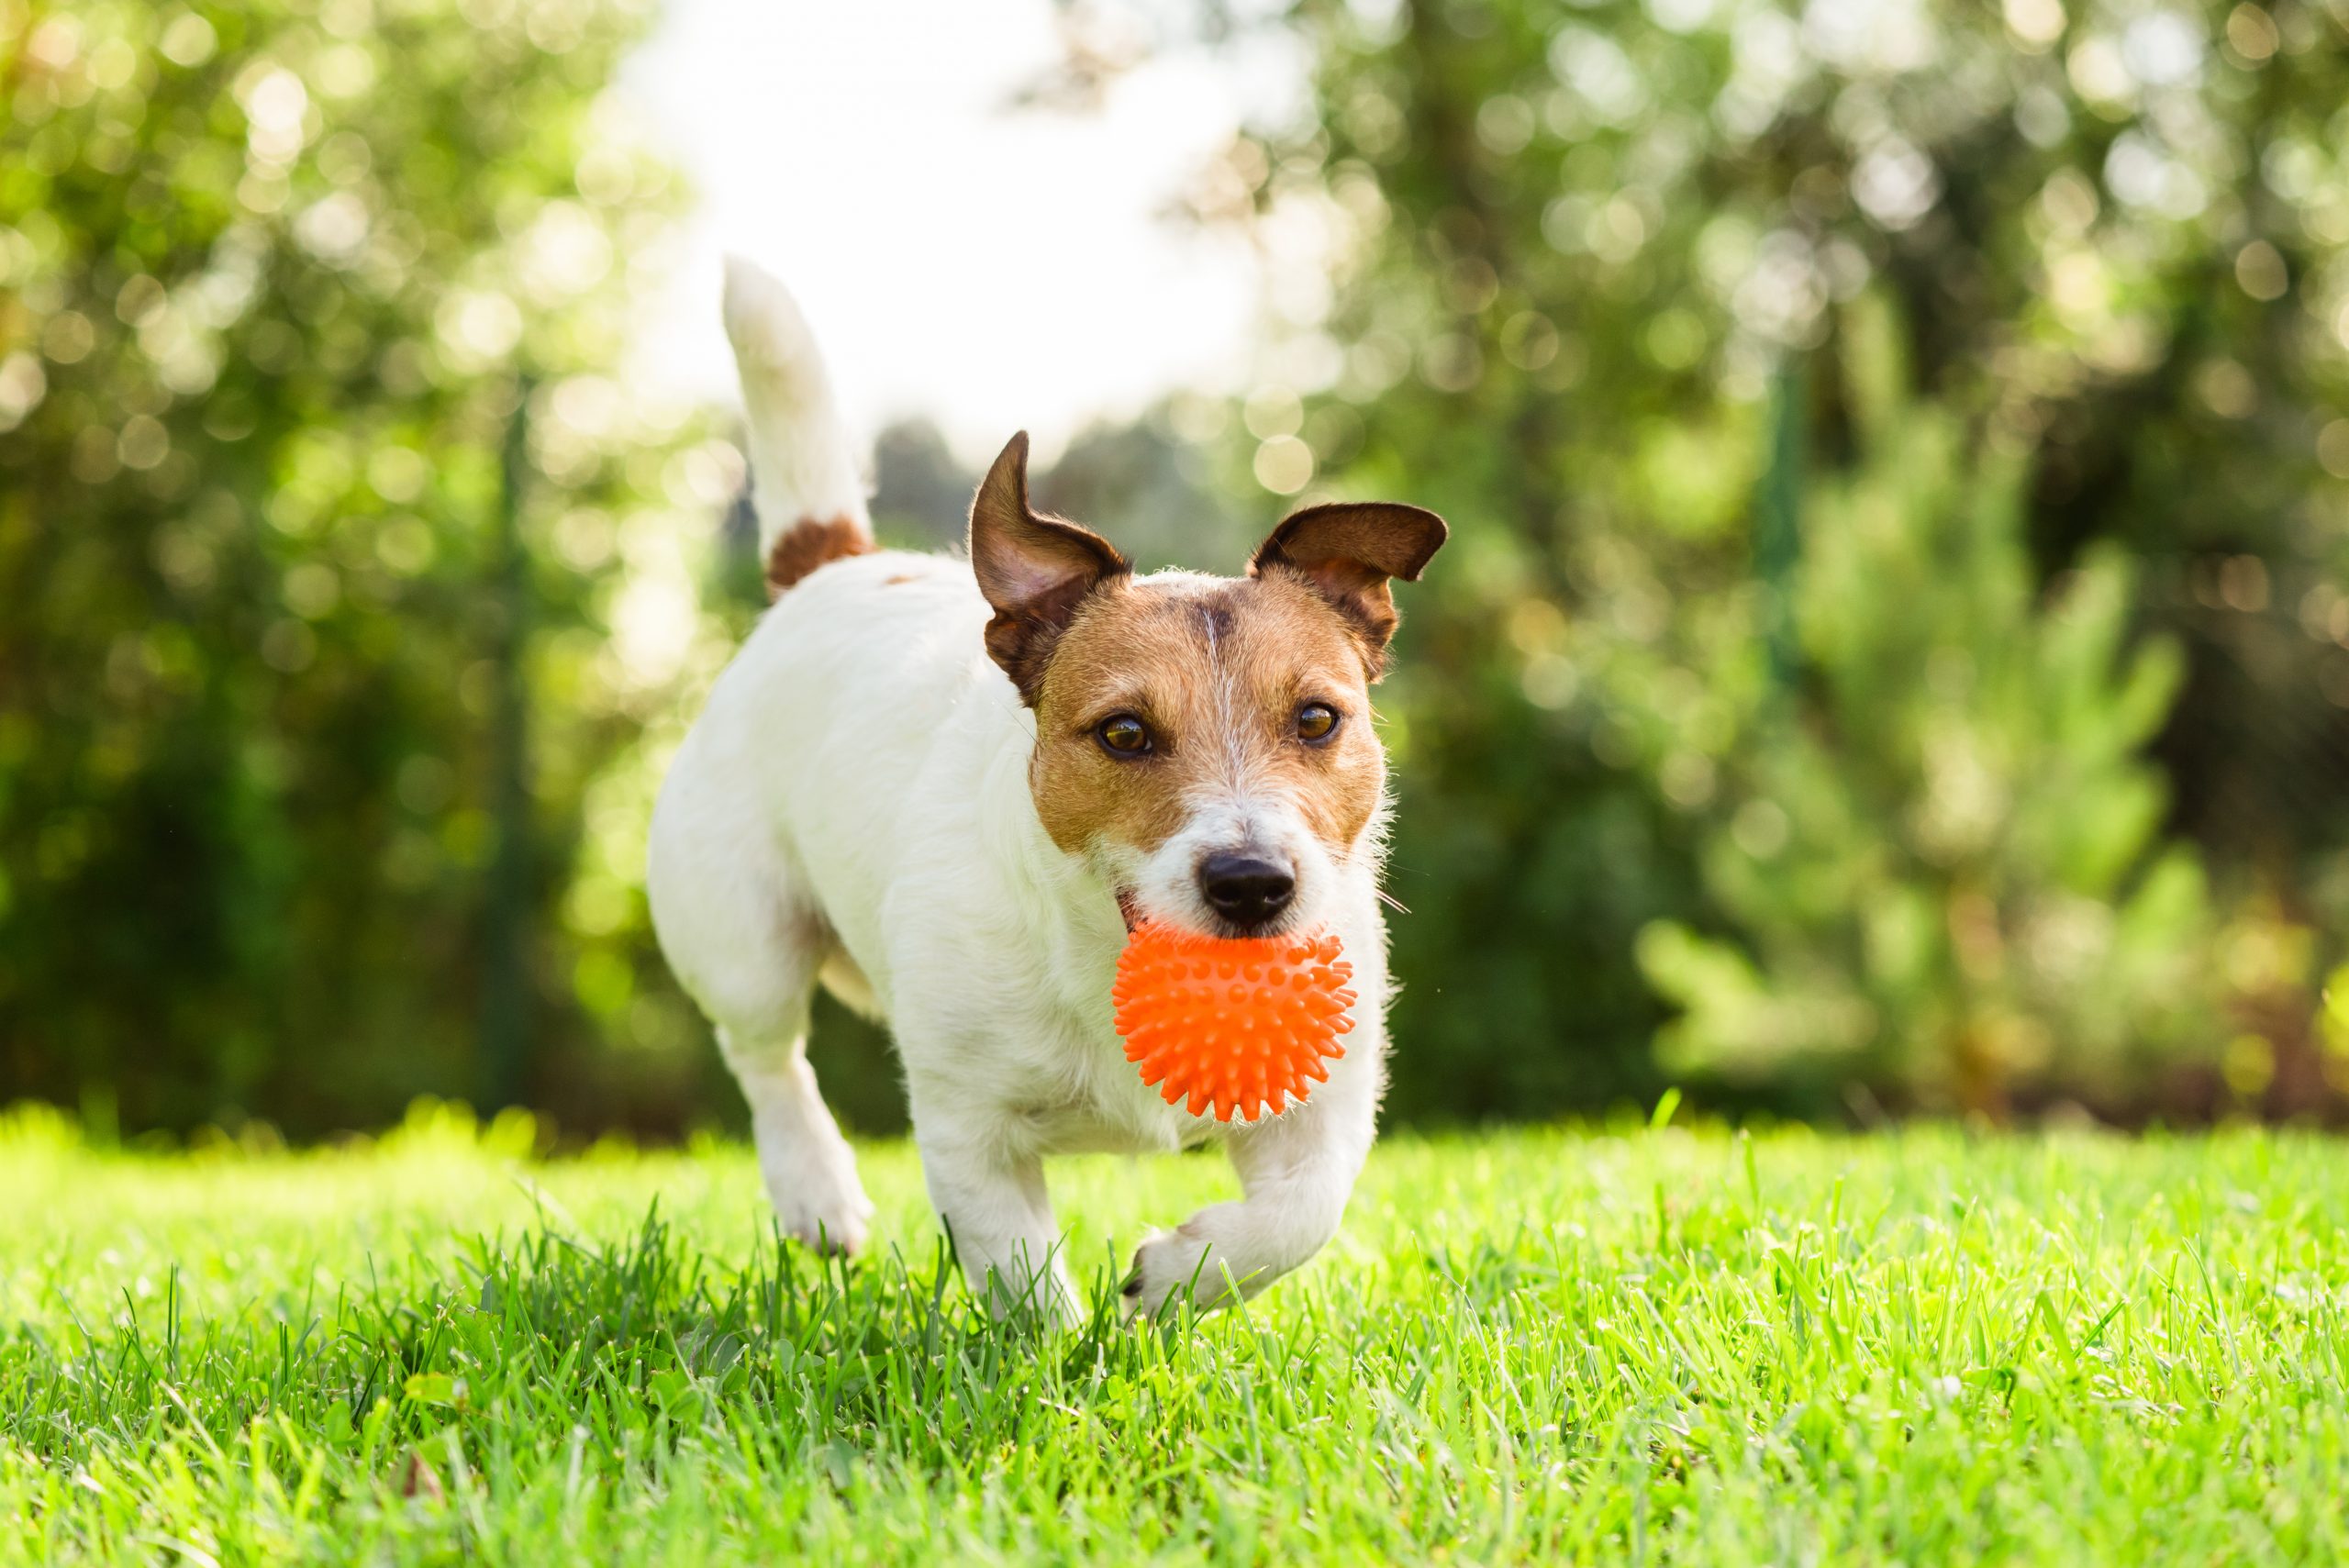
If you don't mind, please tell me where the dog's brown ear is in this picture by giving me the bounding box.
[1249,501,1448,678]
[969,431,1130,704]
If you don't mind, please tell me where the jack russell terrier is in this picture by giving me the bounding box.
[648,260,1445,1321]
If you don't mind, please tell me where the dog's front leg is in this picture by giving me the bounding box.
[1124,1072,1376,1316]
[908,1089,1081,1328]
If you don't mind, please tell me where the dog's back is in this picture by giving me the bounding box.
[663,545,1019,1015]
[659,259,1034,1004]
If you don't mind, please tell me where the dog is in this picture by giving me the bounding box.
[647,259,1445,1321]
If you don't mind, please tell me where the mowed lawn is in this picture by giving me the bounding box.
[4,1106,2347,1564]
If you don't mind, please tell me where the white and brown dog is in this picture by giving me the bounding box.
[648,260,1444,1321]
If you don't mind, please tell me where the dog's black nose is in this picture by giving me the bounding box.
[1198,854,1295,930]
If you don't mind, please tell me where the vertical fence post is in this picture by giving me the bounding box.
[480,374,535,1112]
[1755,356,1807,691]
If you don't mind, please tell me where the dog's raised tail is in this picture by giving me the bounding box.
[723,256,873,596]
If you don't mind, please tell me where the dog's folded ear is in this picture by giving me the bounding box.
[970,431,1131,705]
[1249,502,1448,678]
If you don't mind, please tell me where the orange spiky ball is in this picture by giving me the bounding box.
[1111,922,1354,1123]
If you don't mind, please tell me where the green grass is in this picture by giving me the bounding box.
[5,1103,2348,1564]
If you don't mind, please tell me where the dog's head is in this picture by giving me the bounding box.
[969,432,1446,940]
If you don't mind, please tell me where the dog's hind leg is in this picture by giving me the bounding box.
[718,1018,874,1256]
[648,761,874,1255]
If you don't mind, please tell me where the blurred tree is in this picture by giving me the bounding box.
[866,410,1253,569]
[0,0,733,1136]
[1149,0,2349,1117]
[1638,302,2221,1118]
[1031,407,1258,572]
[869,418,978,550]
[12,0,2348,1136]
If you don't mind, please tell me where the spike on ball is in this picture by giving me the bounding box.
[1111,922,1353,1123]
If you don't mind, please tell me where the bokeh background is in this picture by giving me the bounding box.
[6,0,2349,1142]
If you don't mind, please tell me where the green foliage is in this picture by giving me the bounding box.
[0,0,729,1134]
[1637,308,2218,1113]
[10,1109,2349,1559]
[1233,0,2349,1118]
[9,0,2349,1136]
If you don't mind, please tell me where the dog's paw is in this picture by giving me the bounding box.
[775,1195,872,1257]
[1121,1225,1234,1318]
[759,1153,874,1257]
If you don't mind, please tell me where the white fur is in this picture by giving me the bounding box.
[721,256,869,559]
[648,260,1389,1323]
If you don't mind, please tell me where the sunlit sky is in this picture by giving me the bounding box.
[624,0,1303,464]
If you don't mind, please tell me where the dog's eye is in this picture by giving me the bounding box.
[1096,714,1152,757]
[1297,702,1340,744]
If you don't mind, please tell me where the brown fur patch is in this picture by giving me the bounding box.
[1027,574,1386,862]
[967,432,1130,704]
[1248,501,1447,679]
[765,515,871,597]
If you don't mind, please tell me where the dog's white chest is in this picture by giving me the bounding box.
[979,996,1207,1157]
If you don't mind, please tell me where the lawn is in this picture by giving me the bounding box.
[3,1103,2346,1564]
